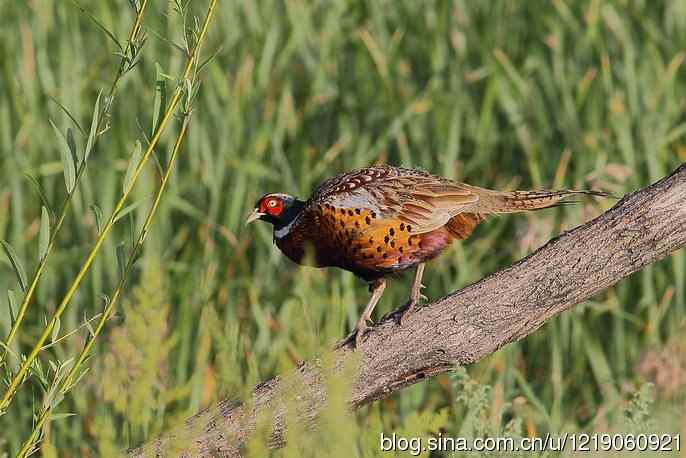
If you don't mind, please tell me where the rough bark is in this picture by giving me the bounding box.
[130,163,686,457]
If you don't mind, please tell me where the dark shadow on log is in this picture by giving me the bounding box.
[129,163,686,457]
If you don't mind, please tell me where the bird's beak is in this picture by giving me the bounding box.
[245,209,265,225]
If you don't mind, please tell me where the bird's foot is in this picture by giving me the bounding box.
[334,319,372,350]
[398,300,416,326]
[395,286,428,325]
[334,330,356,349]
[355,320,371,348]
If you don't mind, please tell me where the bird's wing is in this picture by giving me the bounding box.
[311,166,479,234]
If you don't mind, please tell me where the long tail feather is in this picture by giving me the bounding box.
[480,189,612,214]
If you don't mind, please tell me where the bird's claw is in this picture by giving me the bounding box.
[334,320,371,350]
[334,331,356,349]
[396,291,429,325]
[398,301,416,326]
[355,322,370,348]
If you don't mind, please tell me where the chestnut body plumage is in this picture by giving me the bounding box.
[247,165,607,347]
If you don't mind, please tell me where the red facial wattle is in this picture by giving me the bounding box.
[261,197,284,217]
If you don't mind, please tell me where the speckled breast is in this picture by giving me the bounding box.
[275,202,454,281]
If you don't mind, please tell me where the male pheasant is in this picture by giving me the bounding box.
[246,165,607,347]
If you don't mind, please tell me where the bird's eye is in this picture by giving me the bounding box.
[268,199,278,208]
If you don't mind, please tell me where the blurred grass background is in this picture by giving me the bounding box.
[1,0,685,456]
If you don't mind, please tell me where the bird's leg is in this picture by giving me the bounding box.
[335,278,386,349]
[355,278,387,345]
[399,263,427,325]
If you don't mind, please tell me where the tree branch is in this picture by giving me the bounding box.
[130,163,686,457]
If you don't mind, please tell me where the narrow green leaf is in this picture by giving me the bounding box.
[39,206,50,261]
[152,63,167,135]
[197,46,222,75]
[123,140,142,193]
[171,40,188,55]
[127,212,136,251]
[116,242,127,279]
[59,357,74,374]
[50,390,65,409]
[184,78,193,112]
[99,294,110,310]
[7,289,17,327]
[130,244,144,267]
[31,358,49,389]
[85,310,98,338]
[84,90,102,162]
[49,119,77,193]
[47,95,85,135]
[50,413,77,421]
[51,317,61,344]
[0,340,18,361]
[85,320,95,338]
[113,199,143,224]
[24,173,54,222]
[64,367,90,392]
[66,127,79,166]
[89,204,103,234]
[1,240,28,292]
[73,3,123,51]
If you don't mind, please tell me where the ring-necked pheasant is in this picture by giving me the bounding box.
[246,165,607,348]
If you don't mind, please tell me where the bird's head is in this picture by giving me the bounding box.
[245,193,303,228]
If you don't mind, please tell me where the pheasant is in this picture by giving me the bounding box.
[246,165,607,347]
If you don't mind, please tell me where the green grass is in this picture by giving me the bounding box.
[1,0,685,456]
